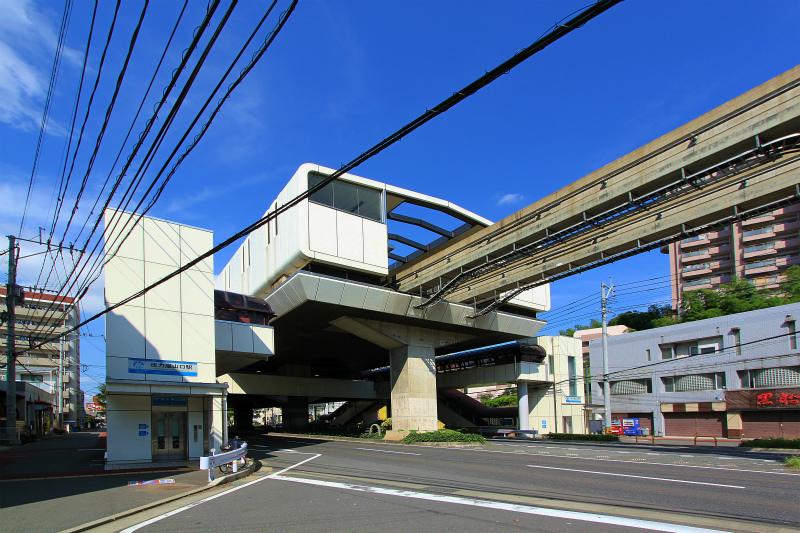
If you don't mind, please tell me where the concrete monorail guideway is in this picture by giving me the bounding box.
[393,65,800,314]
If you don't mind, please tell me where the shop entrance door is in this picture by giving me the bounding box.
[152,412,187,462]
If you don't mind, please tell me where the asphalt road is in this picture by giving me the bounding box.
[113,436,800,533]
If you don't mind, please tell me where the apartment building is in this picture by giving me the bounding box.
[588,302,800,438]
[665,204,800,308]
[0,288,82,430]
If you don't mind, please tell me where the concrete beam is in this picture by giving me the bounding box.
[393,65,800,296]
[219,373,381,400]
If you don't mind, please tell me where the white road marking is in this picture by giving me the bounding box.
[355,447,421,456]
[271,474,727,533]
[526,465,745,489]
[679,455,694,458]
[120,453,322,532]
[413,446,800,476]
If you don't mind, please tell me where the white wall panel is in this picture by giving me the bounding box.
[181,270,214,317]
[144,262,181,312]
[104,256,144,307]
[363,218,388,267]
[336,211,364,262]
[182,313,215,363]
[145,308,182,359]
[231,323,253,353]
[107,355,143,380]
[143,217,180,266]
[251,325,275,355]
[180,225,213,272]
[215,321,233,352]
[106,395,151,463]
[106,306,146,361]
[308,202,337,256]
[104,210,144,261]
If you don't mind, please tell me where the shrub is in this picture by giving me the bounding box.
[482,394,518,408]
[401,429,485,444]
[546,433,619,442]
[380,418,392,431]
[785,456,800,469]
[740,437,800,449]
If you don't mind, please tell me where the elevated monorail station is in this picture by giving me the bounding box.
[102,164,578,467]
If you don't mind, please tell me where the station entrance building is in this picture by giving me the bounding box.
[103,164,583,467]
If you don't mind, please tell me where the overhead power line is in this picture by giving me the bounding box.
[19,0,73,239]
[26,0,226,341]
[19,0,620,355]
[59,0,151,242]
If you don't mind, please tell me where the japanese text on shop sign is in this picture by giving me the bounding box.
[756,391,800,407]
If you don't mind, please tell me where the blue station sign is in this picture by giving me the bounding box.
[128,358,198,377]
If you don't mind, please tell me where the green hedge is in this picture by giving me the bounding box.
[401,429,486,444]
[740,437,800,449]
[785,456,800,469]
[546,433,619,442]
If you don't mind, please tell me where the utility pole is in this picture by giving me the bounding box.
[4,236,17,443]
[601,281,615,431]
[58,336,64,430]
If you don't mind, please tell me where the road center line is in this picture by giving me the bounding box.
[271,474,726,533]
[355,447,421,456]
[525,465,745,489]
[120,453,322,532]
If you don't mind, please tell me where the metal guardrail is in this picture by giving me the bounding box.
[199,440,248,482]
[693,435,719,446]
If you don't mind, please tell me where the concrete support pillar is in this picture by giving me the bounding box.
[387,344,438,438]
[211,395,225,452]
[517,381,530,431]
[284,396,309,432]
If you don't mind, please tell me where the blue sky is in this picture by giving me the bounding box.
[1,0,798,398]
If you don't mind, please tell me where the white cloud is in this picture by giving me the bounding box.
[0,0,80,132]
[497,193,524,206]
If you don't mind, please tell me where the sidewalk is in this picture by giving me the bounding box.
[0,431,208,533]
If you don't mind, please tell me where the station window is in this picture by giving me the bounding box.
[308,173,383,222]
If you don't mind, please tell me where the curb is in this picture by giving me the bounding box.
[61,459,260,533]
[271,433,485,448]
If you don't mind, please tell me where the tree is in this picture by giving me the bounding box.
[560,319,602,337]
[96,384,107,412]
[610,304,674,331]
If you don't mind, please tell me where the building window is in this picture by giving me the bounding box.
[646,349,651,361]
[683,249,708,258]
[684,277,711,287]
[683,262,710,273]
[744,258,776,271]
[743,225,773,238]
[662,373,725,392]
[610,379,652,395]
[567,356,578,397]
[308,173,383,222]
[689,344,717,356]
[744,242,775,254]
[682,234,705,244]
[548,355,554,375]
[660,345,674,360]
[739,366,800,388]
